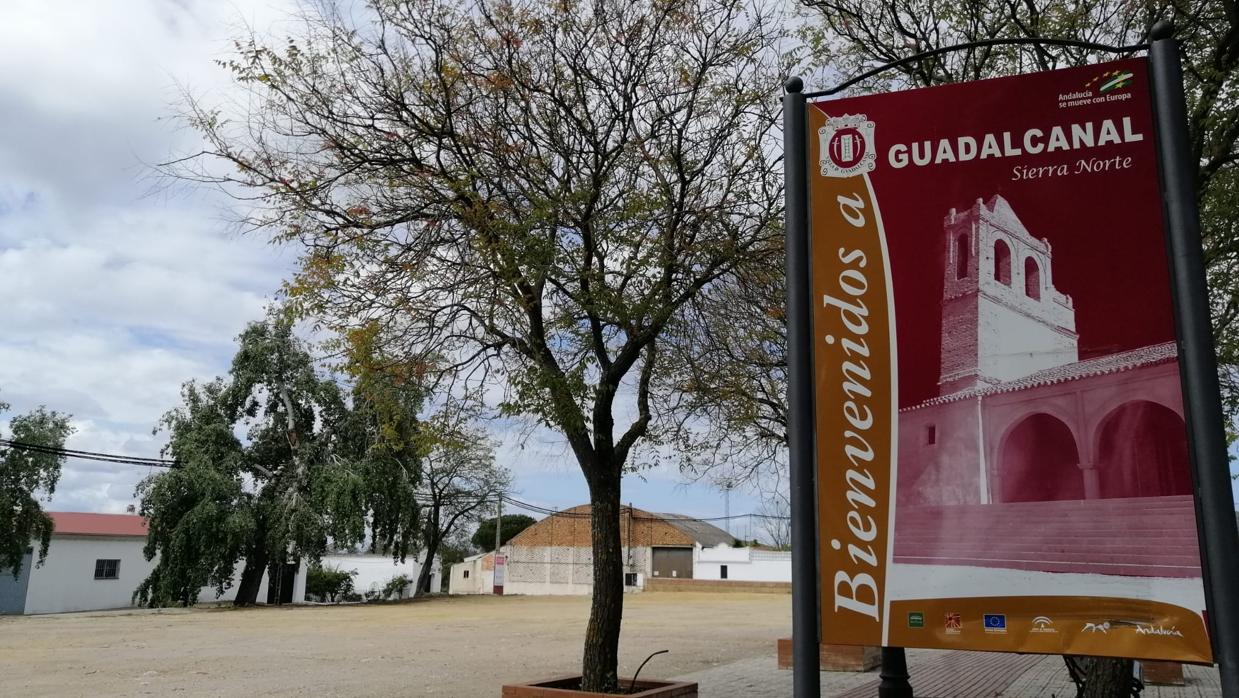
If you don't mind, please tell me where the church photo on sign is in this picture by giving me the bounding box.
[894,193,1197,582]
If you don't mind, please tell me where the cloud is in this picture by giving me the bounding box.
[0,0,302,513]
[0,0,760,521]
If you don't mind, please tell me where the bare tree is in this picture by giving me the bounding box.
[166,0,790,689]
[416,407,508,596]
[756,469,791,548]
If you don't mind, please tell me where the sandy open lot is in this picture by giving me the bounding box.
[0,592,790,697]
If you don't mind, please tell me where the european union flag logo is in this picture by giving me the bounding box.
[983,614,1007,632]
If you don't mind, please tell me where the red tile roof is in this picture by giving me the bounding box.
[905,341,1178,410]
[48,512,148,538]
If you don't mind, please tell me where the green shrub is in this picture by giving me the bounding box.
[382,574,413,600]
[306,565,356,603]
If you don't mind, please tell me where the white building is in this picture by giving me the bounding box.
[693,544,791,582]
[448,552,495,595]
[0,512,156,615]
[0,512,309,615]
[449,505,736,596]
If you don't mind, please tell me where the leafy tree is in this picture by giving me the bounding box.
[339,323,428,567]
[134,379,253,606]
[0,397,74,577]
[137,314,423,607]
[168,0,787,687]
[415,406,509,597]
[471,514,537,551]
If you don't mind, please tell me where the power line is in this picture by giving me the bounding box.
[0,439,178,467]
[0,441,789,523]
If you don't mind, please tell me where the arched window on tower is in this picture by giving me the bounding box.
[993,239,1012,286]
[1024,257,1041,300]
[955,234,969,279]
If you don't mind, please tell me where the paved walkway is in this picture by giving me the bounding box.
[673,650,1223,698]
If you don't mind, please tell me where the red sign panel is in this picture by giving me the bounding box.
[810,58,1210,662]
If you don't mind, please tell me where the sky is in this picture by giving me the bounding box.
[2,1,1231,540]
[0,0,765,530]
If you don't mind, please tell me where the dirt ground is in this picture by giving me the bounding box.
[0,591,791,697]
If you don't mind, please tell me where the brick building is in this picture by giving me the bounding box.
[494,504,734,595]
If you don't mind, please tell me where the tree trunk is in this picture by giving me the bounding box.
[1082,657,1134,698]
[580,468,623,693]
[416,536,439,596]
[416,506,442,596]
[234,537,269,607]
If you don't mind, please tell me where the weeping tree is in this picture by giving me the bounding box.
[0,396,74,577]
[135,378,253,606]
[137,315,423,607]
[167,0,789,688]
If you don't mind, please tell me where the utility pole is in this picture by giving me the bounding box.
[493,493,505,596]
[494,494,503,553]
[723,482,732,536]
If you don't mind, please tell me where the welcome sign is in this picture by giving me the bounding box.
[810,58,1213,663]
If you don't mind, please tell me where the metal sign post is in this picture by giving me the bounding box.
[1148,21,1239,698]
[783,75,822,698]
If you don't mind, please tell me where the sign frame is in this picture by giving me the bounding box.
[782,22,1239,698]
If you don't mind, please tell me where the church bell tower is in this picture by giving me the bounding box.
[938,195,1078,395]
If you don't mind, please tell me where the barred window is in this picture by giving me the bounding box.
[94,559,120,580]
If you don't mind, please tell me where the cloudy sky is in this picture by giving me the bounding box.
[0,0,764,532]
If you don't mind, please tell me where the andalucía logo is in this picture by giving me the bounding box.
[1031,616,1058,634]
[819,114,877,178]
[1086,69,1135,93]
[1136,625,1184,638]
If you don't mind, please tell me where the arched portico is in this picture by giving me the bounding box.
[995,412,1084,502]
[1094,400,1192,498]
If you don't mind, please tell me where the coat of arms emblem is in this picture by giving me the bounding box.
[819,114,877,178]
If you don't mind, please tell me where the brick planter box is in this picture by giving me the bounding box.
[501,675,698,697]
[777,639,881,672]
[1142,661,1185,686]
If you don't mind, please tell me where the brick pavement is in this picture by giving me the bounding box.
[672,650,1224,698]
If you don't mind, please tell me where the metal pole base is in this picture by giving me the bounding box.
[878,647,913,698]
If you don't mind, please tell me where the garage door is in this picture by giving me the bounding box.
[0,551,32,615]
[651,547,693,579]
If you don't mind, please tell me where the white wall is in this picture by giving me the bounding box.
[501,545,650,595]
[24,536,155,614]
[23,534,312,614]
[197,559,308,606]
[694,545,791,582]
[319,553,440,599]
